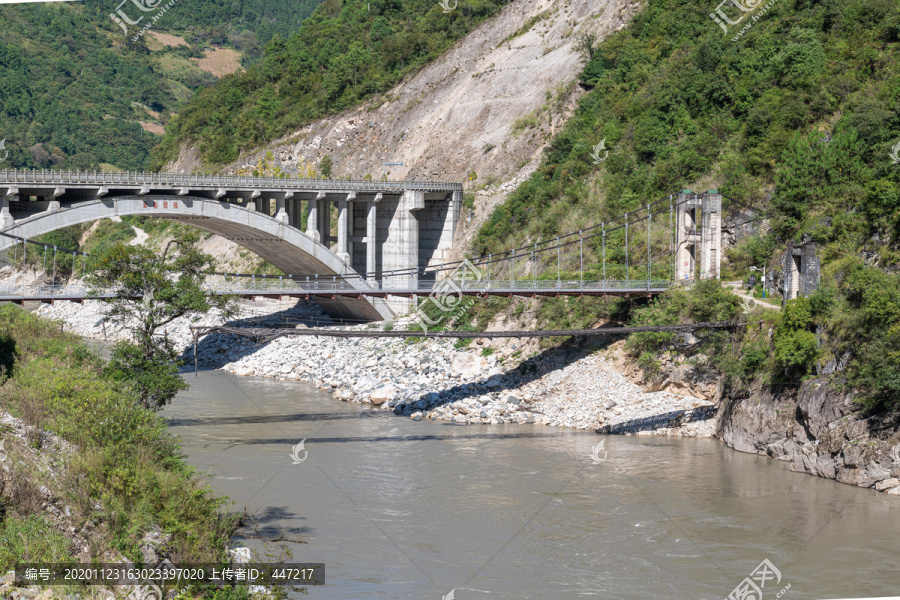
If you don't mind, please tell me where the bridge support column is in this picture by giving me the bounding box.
[0,198,14,230]
[433,190,461,264]
[336,195,352,267]
[674,191,699,282]
[449,190,461,240]
[275,196,288,224]
[306,193,322,243]
[674,191,721,282]
[383,190,423,310]
[320,198,331,248]
[289,197,302,229]
[366,197,378,283]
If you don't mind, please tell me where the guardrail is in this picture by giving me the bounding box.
[0,278,672,300]
[0,169,463,192]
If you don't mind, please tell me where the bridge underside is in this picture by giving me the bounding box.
[1,195,395,322]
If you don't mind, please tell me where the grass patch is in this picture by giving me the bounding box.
[0,516,72,570]
[0,306,237,566]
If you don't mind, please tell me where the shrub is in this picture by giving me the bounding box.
[741,338,770,377]
[773,298,818,376]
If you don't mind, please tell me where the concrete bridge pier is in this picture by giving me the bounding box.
[381,191,423,311]
[1,198,14,230]
[319,196,331,248]
[336,193,354,268]
[365,194,380,282]
[274,194,289,224]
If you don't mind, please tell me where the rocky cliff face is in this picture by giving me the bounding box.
[717,377,900,494]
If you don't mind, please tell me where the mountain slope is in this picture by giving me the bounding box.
[466,0,900,409]
[152,0,527,168]
[164,0,641,269]
[0,0,320,171]
[474,0,900,259]
[199,0,640,184]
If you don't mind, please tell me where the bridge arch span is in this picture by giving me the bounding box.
[1,195,394,321]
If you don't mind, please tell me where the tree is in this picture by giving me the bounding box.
[774,297,819,376]
[235,150,318,179]
[575,32,597,62]
[320,155,333,178]
[86,235,236,409]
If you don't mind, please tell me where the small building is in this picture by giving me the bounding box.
[781,241,819,303]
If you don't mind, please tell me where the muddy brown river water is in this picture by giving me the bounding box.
[159,365,900,600]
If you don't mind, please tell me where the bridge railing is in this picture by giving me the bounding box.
[0,169,463,192]
[0,278,671,300]
[203,277,672,294]
[0,283,91,298]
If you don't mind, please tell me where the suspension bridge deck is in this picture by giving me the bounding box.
[0,279,672,304]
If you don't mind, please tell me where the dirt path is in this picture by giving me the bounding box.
[725,281,781,311]
[109,215,150,246]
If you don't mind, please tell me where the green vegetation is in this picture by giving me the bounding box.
[319,155,333,179]
[626,280,741,356]
[461,0,900,408]
[621,280,778,397]
[474,0,900,260]
[0,516,72,568]
[0,0,321,171]
[625,280,748,383]
[0,3,169,170]
[0,306,237,567]
[152,0,514,168]
[82,219,137,255]
[15,226,90,282]
[86,235,236,409]
[773,296,819,375]
[817,259,900,409]
[123,0,322,56]
[624,268,900,410]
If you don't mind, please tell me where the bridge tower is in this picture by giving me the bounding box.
[674,190,721,282]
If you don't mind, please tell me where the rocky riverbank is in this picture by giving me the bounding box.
[718,378,900,495]
[34,298,715,436]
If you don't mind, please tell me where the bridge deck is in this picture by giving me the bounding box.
[0,168,462,195]
[0,279,671,303]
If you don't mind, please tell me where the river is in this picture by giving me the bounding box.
[159,365,900,600]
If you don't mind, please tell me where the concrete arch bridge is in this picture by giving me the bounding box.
[0,170,463,321]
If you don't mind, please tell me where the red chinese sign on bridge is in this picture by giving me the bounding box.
[142,200,179,209]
